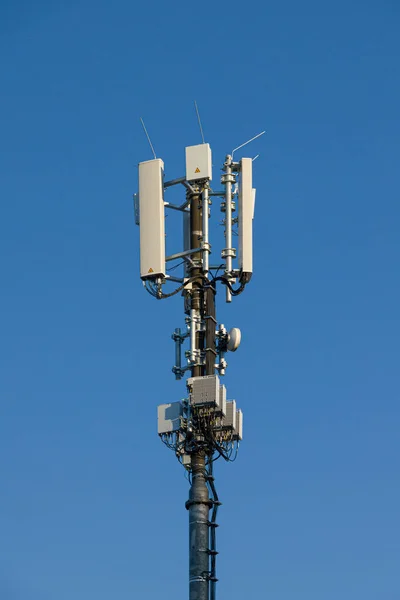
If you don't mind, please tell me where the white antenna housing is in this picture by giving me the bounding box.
[238,157,254,282]
[234,410,243,440]
[185,143,212,182]
[138,158,166,279]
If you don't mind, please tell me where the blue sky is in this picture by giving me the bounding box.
[1,1,399,598]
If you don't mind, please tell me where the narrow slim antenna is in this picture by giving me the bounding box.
[194,101,205,144]
[140,117,157,159]
[232,130,266,158]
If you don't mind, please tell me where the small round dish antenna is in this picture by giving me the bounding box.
[227,327,241,352]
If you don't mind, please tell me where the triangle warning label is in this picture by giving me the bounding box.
[148,267,154,273]
[195,167,201,173]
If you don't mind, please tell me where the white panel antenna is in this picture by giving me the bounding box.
[138,158,166,279]
[219,384,227,417]
[238,157,254,282]
[234,410,243,441]
[185,144,212,182]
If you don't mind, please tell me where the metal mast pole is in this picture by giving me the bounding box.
[189,188,204,379]
[186,186,212,600]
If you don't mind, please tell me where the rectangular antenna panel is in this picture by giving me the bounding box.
[238,158,253,279]
[157,402,183,434]
[234,409,243,440]
[185,144,212,182]
[219,384,227,417]
[138,158,166,279]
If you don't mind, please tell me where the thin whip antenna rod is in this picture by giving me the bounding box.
[232,130,266,158]
[140,117,157,159]
[194,101,205,144]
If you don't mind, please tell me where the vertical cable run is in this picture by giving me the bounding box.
[207,459,220,600]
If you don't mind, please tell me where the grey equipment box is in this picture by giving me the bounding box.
[158,402,183,434]
[216,400,237,432]
[187,375,221,410]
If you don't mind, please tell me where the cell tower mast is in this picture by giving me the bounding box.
[134,123,262,600]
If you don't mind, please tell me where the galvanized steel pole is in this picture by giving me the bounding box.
[187,452,211,600]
